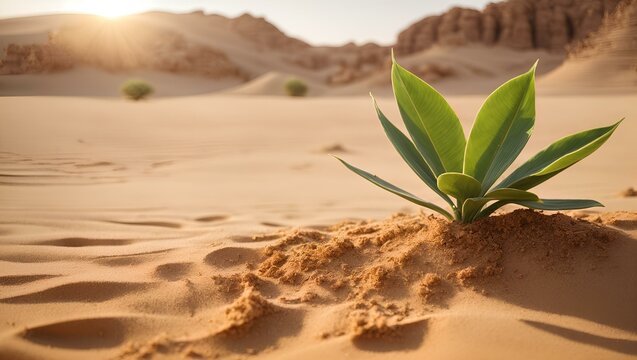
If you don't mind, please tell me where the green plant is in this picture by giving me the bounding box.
[336,54,622,223]
[284,78,308,97]
[121,79,154,101]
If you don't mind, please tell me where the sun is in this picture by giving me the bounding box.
[74,0,149,19]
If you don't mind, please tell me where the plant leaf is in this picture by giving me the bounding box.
[462,188,538,222]
[483,188,540,201]
[371,94,454,207]
[335,157,453,220]
[517,199,603,210]
[475,198,603,220]
[464,62,537,193]
[391,53,465,175]
[497,120,622,190]
[437,172,482,202]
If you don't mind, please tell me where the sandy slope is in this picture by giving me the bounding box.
[0,12,329,97]
[0,12,576,98]
[539,0,637,94]
[2,4,636,98]
[0,94,636,359]
[0,42,566,97]
[225,72,327,96]
[0,67,243,97]
[334,45,566,96]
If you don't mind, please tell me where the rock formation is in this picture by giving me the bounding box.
[230,13,309,51]
[567,0,636,59]
[396,0,623,54]
[0,19,244,78]
[0,42,74,75]
[325,43,389,85]
[0,0,629,85]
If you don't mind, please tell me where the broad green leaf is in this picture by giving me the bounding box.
[462,188,538,222]
[475,198,603,220]
[497,120,622,190]
[437,172,481,202]
[516,199,603,210]
[391,54,465,175]
[371,95,454,207]
[335,157,453,220]
[483,188,539,201]
[464,62,537,193]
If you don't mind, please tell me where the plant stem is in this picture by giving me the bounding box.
[454,199,463,221]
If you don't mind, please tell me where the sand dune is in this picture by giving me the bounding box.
[226,72,326,96]
[0,67,242,97]
[539,0,637,93]
[331,45,566,96]
[0,42,581,98]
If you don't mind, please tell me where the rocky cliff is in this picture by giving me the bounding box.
[230,13,310,51]
[567,0,636,59]
[0,42,74,75]
[396,0,623,54]
[0,16,245,78]
[0,0,630,84]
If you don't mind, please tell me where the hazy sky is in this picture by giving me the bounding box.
[0,1,495,45]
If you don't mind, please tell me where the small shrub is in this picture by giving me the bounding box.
[284,78,308,97]
[336,52,622,223]
[121,79,153,101]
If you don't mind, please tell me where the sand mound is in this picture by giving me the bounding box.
[584,211,637,230]
[103,209,637,359]
[622,187,637,197]
[256,210,620,301]
[214,287,277,337]
[225,71,325,96]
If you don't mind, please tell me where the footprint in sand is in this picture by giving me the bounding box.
[150,160,174,168]
[212,297,304,353]
[195,215,229,223]
[610,219,637,230]
[351,318,428,352]
[21,317,127,349]
[0,281,152,304]
[0,274,59,286]
[153,262,195,281]
[204,247,261,268]
[316,143,349,154]
[106,220,182,229]
[33,237,134,247]
[260,221,285,228]
[74,161,116,168]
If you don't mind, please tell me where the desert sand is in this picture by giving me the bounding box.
[1,92,636,359]
[1,1,637,359]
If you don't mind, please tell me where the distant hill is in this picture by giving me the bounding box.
[0,1,632,96]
